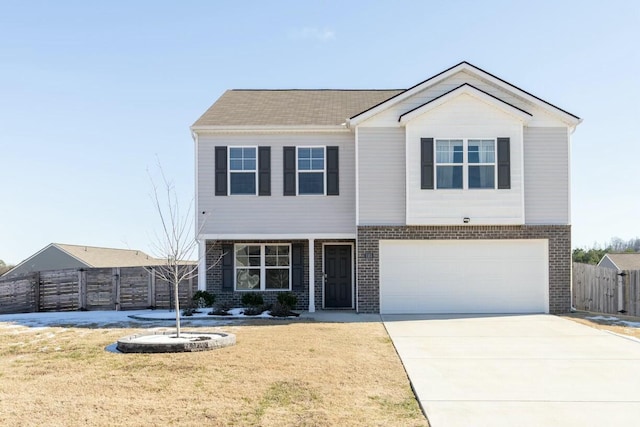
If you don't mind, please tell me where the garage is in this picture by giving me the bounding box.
[379,239,549,314]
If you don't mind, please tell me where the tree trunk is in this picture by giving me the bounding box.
[174,280,181,338]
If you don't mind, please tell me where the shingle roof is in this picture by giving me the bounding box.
[55,244,169,268]
[604,253,640,270]
[192,89,404,127]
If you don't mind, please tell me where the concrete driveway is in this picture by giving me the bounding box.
[383,314,640,427]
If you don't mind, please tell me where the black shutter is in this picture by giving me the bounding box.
[326,146,339,195]
[497,137,511,189]
[420,138,434,189]
[221,244,234,290]
[291,243,304,290]
[215,146,228,196]
[258,146,271,196]
[283,146,296,196]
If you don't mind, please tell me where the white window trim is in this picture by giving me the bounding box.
[234,243,292,291]
[296,146,326,196]
[228,146,258,196]
[434,138,497,190]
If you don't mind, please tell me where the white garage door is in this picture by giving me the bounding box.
[379,239,549,314]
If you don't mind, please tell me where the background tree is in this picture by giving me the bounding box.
[573,236,640,265]
[0,260,12,275]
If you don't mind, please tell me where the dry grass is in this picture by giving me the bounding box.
[0,319,427,427]
[561,311,640,339]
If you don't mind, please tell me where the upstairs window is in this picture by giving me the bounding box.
[436,139,463,189]
[297,147,325,195]
[468,139,495,189]
[229,147,257,195]
[435,139,496,189]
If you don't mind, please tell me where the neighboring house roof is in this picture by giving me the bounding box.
[598,253,640,270]
[191,89,403,127]
[53,244,167,268]
[2,243,170,278]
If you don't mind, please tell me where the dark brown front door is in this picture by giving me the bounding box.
[324,245,352,308]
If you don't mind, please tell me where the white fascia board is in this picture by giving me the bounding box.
[198,233,356,240]
[190,125,349,133]
[193,131,199,240]
[461,65,583,127]
[399,84,533,125]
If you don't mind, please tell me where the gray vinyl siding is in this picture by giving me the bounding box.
[197,132,355,234]
[597,256,618,270]
[358,127,405,225]
[524,127,569,224]
[4,247,86,278]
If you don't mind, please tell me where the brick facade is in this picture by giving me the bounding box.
[356,225,571,314]
[205,239,354,310]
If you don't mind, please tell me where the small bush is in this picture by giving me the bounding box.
[277,292,298,309]
[209,302,231,316]
[192,290,216,308]
[243,306,264,316]
[269,301,299,317]
[182,308,195,316]
[241,292,264,307]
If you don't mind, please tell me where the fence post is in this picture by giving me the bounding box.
[113,267,121,311]
[78,269,87,310]
[148,268,156,308]
[34,272,41,312]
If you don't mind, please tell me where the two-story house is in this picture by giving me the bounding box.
[191,62,581,314]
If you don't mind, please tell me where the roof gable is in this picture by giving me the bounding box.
[348,61,581,128]
[398,83,533,125]
[600,253,640,270]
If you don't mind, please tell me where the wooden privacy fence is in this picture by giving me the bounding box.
[0,266,196,314]
[573,262,640,317]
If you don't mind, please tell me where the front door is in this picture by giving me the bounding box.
[324,245,352,308]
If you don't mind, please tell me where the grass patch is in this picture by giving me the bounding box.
[0,320,427,426]
[561,311,640,339]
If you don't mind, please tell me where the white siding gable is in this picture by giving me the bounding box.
[405,93,525,225]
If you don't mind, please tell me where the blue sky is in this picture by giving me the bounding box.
[1,0,638,264]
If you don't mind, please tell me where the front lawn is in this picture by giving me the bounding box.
[0,319,428,426]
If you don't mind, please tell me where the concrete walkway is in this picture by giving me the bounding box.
[383,314,640,427]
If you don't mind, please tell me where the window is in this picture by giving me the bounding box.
[297,147,325,195]
[435,139,496,189]
[229,147,257,195]
[468,139,495,189]
[235,244,291,291]
[436,139,463,189]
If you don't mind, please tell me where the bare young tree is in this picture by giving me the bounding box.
[148,163,202,338]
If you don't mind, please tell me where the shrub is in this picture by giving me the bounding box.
[269,301,300,318]
[276,292,297,309]
[243,306,265,316]
[209,302,231,316]
[192,290,216,308]
[241,292,264,307]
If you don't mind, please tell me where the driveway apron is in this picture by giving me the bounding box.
[383,314,640,427]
